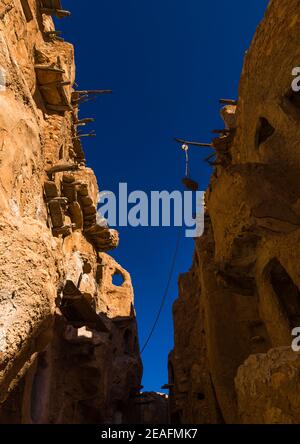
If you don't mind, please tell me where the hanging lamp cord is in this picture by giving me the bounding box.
[140,229,182,354]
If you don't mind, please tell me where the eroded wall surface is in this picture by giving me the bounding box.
[169,0,300,424]
[0,0,142,424]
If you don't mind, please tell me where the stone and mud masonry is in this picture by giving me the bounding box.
[167,0,300,425]
[1,0,300,426]
[0,0,167,424]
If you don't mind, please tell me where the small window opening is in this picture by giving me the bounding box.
[112,270,125,286]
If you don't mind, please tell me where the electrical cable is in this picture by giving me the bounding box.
[140,229,182,354]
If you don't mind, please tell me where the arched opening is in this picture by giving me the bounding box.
[112,270,125,286]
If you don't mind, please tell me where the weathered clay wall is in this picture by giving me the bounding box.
[0,0,143,424]
[169,0,300,424]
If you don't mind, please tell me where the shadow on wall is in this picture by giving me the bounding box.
[0,274,142,425]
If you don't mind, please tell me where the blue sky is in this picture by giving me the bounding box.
[58,0,269,392]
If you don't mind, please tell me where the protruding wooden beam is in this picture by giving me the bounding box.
[71,90,112,105]
[44,30,62,36]
[40,8,71,18]
[219,99,237,105]
[35,65,65,74]
[71,95,88,104]
[44,30,64,41]
[46,163,79,176]
[74,118,95,126]
[73,133,96,140]
[75,122,88,127]
[76,90,112,95]
[58,81,71,87]
[174,138,213,148]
